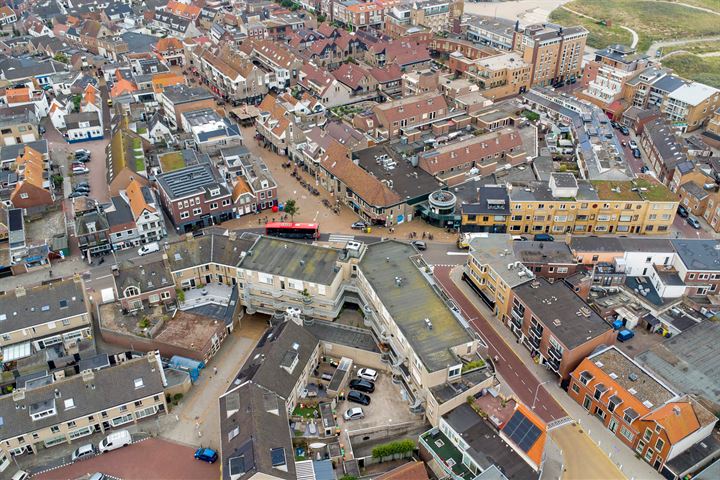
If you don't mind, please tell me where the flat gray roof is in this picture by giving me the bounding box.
[637,321,720,406]
[359,241,473,372]
[469,234,533,289]
[514,278,612,350]
[671,239,720,272]
[240,236,343,286]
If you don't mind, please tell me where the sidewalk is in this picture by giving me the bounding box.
[446,266,659,480]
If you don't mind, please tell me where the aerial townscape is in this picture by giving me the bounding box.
[1,0,720,479]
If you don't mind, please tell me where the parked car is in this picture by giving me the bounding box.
[12,471,29,480]
[69,191,88,198]
[75,149,91,156]
[632,149,641,159]
[76,181,90,188]
[194,448,218,463]
[349,378,375,393]
[511,235,528,241]
[640,165,650,174]
[411,240,427,251]
[686,215,701,229]
[72,167,90,175]
[98,430,131,453]
[351,221,368,230]
[138,242,160,256]
[74,155,90,163]
[71,443,96,462]
[677,205,689,218]
[347,390,371,405]
[343,407,365,421]
[611,121,620,129]
[620,126,629,135]
[357,368,378,382]
[533,233,554,242]
[74,185,91,192]
[88,474,107,480]
[629,140,638,149]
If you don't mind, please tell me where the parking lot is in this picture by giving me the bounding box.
[336,369,423,432]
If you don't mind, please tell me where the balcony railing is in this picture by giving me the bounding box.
[528,335,541,349]
[548,346,563,361]
[529,325,543,339]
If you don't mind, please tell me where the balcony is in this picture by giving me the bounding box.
[179,283,233,310]
[546,356,561,373]
[548,346,563,362]
[528,335,541,349]
[511,314,522,331]
[529,325,543,339]
[420,429,473,480]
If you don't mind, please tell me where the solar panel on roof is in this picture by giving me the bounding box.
[270,447,286,467]
[503,410,542,453]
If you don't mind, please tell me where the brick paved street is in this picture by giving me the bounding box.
[32,438,217,480]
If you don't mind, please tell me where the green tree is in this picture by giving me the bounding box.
[72,94,82,112]
[53,52,69,64]
[284,199,299,222]
[51,174,63,189]
[316,14,326,23]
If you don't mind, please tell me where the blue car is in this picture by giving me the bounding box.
[194,448,218,463]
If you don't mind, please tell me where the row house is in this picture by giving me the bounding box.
[370,92,451,139]
[78,19,111,55]
[3,86,49,118]
[640,119,690,188]
[0,354,167,462]
[193,47,269,105]
[369,64,403,97]
[255,94,306,155]
[0,106,39,146]
[155,162,234,232]
[106,179,167,251]
[75,202,112,258]
[219,147,278,216]
[297,63,355,108]
[568,346,717,475]
[0,6,17,30]
[418,127,526,185]
[9,145,54,209]
[239,39,303,88]
[676,170,720,218]
[114,260,176,312]
[0,277,90,364]
[332,63,379,100]
[153,37,184,67]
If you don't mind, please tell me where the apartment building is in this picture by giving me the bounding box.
[159,84,215,130]
[239,39,303,88]
[568,346,717,474]
[447,51,532,100]
[387,0,455,33]
[0,277,91,363]
[515,24,588,87]
[191,46,269,105]
[333,0,385,30]
[676,170,719,217]
[255,94,306,155]
[463,234,535,319]
[505,173,679,235]
[703,184,720,233]
[578,45,649,117]
[155,162,234,232]
[661,82,720,132]
[0,353,167,462]
[622,68,686,110]
[464,14,516,50]
[509,278,616,379]
[640,119,689,187]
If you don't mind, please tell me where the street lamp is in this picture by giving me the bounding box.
[531,380,554,410]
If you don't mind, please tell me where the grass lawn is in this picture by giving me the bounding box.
[661,54,720,88]
[292,405,318,418]
[552,0,720,52]
[680,0,720,12]
[662,40,720,56]
[132,138,145,172]
[548,8,632,51]
[158,151,185,172]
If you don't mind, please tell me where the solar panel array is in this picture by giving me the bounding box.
[503,410,541,453]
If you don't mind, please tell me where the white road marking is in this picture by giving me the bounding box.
[446,252,468,256]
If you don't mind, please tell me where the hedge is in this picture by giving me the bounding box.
[371,439,415,459]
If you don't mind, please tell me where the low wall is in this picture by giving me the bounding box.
[320,342,386,372]
[99,327,206,362]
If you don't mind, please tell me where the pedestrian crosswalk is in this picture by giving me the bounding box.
[328,234,355,244]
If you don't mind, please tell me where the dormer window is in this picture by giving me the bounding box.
[210,188,220,197]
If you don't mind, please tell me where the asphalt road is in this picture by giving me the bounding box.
[433,266,567,423]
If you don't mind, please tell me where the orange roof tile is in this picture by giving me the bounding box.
[151,72,186,93]
[16,147,46,188]
[83,84,99,106]
[6,87,31,104]
[644,403,700,444]
[376,462,429,480]
[111,77,138,98]
[155,37,183,52]
[232,178,253,202]
[166,0,201,19]
[126,178,155,219]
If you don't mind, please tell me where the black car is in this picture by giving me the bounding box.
[632,148,641,159]
[533,233,554,242]
[347,390,371,405]
[640,166,650,174]
[619,126,629,135]
[677,205,689,218]
[611,121,620,129]
[349,379,375,393]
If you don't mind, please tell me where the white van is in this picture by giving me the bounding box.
[98,430,131,453]
[137,242,160,256]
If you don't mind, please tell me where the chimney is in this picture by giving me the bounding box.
[15,285,26,297]
[81,369,95,383]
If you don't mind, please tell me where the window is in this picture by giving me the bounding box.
[448,365,461,378]
[50,425,60,433]
[67,421,76,428]
[134,378,144,389]
[644,428,652,441]
[572,383,579,393]
[180,211,189,219]
[656,438,665,451]
[111,413,134,426]
[636,441,646,453]
[192,208,202,216]
[120,405,128,412]
[645,448,654,461]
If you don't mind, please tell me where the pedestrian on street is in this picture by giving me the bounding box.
[213,367,218,376]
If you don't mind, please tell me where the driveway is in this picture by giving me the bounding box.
[32,438,218,480]
[157,315,267,450]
